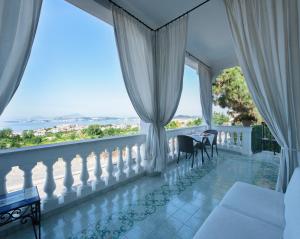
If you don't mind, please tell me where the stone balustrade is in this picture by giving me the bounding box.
[213,126,252,155]
[0,134,146,212]
[166,125,253,160]
[0,125,252,214]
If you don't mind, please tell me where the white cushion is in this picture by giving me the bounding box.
[220,182,285,228]
[193,206,283,239]
[284,167,300,239]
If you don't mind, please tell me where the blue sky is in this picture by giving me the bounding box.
[1,0,202,120]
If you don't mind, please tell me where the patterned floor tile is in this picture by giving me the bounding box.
[5,151,278,239]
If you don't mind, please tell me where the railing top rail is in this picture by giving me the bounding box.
[166,125,207,133]
[213,125,252,130]
[0,133,146,157]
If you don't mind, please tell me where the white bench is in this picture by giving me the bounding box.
[193,167,300,239]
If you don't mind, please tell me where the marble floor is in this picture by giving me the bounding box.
[5,151,279,239]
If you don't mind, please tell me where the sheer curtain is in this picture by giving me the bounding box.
[224,0,300,192]
[112,5,188,172]
[0,0,42,115]
[198,63,212,127]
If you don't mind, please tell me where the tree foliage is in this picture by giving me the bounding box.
[187,118,202,127]
[212,112,230,125]
[0,125,139,149]
[213,67,260,124]
[166,120,182,129]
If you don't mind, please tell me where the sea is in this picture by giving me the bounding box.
[0,117,140,133]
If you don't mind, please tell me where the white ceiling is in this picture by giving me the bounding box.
[66,0,238,76]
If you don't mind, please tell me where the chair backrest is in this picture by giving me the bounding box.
[177,135,194,154]
[203,130,218,144]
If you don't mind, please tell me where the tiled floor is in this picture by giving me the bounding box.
[5,151,278,239]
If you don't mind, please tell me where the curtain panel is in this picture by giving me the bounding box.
[0,0,43,115]
[112,5,188,172]
[198,63,212,128]
[224,0,300,192]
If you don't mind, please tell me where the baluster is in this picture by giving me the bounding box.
[237,131,242,147]
[117,146,126,181]
[234,131,238,145]
[63,157,77,202]
[228,131,232,146]
[79,153,92,197]
[174,137,178,156]
[231,131,235,145]
[135,144,142,174]
[106,148,116,185]
[218,131,222,145]
[140,143,146,169]
[224,131,228,146]
[126,145,134,177]
[20,164,34,189]
[43,161,58,210]
[0,166,11,195]
[168,137,172,160]
[240,131,243,146]
[171,137,176,160]
[93,152,105,191]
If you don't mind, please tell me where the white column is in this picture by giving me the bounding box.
[93,153,105,191]
[43,161,59,210]
[241,127,253,155]
[63,157,76,203]
[126,145,134,177]
[106,148,116,185]
[78,153,92,197]
[117,146,126,181]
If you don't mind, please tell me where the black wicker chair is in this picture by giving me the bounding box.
[202,130,218,157]
[177,135,197,168]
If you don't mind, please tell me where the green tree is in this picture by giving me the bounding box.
[212,112,230,125]
[213,67,260,124]
[0,128,13,138]
[84,124,104,138]
[22,130,35,139]
[187,118,203,127]
[166,120,181,129]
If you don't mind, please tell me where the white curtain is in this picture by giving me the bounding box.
[0,0,42,115]
[224,0,300,192]
[112,5,188,172]
[198,63,212,127]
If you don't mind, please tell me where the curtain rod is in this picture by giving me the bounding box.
[186,52,211,70]
[156,0,211,31]
[108,0,211,31]
[108,0,155,30]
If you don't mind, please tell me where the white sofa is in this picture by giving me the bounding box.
[193,167,300,239]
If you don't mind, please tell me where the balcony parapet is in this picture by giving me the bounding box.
[0,134,146,212]
[0,125,252,215]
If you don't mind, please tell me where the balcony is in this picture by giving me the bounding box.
[0,125,278,238]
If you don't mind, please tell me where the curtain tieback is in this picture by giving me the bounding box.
[282,147,300,152]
